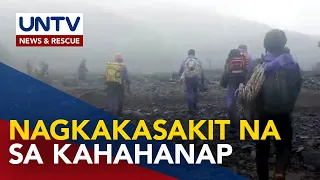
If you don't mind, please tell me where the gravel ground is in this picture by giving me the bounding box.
[56,70,320,179]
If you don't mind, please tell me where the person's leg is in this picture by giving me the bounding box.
[185,79,194,113]
[273,113,293,179]
[200,71,204,86]
[226,82,238,128]
[256,112,271,180]
[105,84,111,110]
[232,77,243,126]
[193,78,199,111]
[106,83,117,115]
[117,84,125,116]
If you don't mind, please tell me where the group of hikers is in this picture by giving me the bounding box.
[24,28,301,180]
[103,29,302,180]
[26,60,50,82]
[26,59,90,85]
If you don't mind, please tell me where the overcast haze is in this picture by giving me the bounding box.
[1,0,320,73]
[96,0,320,35]
[6,0,320,35]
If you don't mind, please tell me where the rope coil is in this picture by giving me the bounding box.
[236,64,265,119]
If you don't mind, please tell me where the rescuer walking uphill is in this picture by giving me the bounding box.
[34,61,51,84]
[220,45,252,129]
[179,49,204,115]
[249,29,302,180]
[104,53,130,116]
[78,59,88,82]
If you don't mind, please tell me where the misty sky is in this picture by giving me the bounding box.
[95,0,320,35]
[2,0,320,72]
[4,0,320,35]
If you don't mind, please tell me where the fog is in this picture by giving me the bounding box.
[96,0,320,35]
[1,0,320,74]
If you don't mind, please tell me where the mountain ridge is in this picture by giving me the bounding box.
[0,1,319,73]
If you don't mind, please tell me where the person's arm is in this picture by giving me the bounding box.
[179,63,184,76]
[85,63,89,72]
[179,58,188,76]
[122,66,131,92]
[199,60,204,85]
[287,63,303,104]
[223,58,230,75]
[126,67,131,93]
[220,59,229,88]
[201,71,204,85]
[245,56,255,84]
[295,64,303,94]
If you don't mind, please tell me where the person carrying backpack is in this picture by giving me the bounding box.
[221,48,252,129]
[78,59,89,82]
[238,44,255,83]
[40,61,49,77]
[104,53,131,116]
[253,29,302,180]
[179,49,204,115]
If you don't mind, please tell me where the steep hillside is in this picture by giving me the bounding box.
[0,1,169,73]
[1,1,319,73]
[118,6,320,69]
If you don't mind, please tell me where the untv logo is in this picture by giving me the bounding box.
[16,13,84,47]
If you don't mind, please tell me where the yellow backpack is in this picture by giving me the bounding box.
[105,62,125,83]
